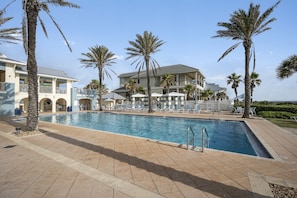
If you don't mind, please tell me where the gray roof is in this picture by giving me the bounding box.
[205,83,226,92]
[0,55,26,65]
[16,66,77,81]
[119,64,205,79]
[102,92,126,100]
[118,71,139,78]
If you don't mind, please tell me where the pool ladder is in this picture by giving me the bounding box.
[201,127,209,152]
[186,126,209,152]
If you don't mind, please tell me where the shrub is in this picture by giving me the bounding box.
[257,111,296,119]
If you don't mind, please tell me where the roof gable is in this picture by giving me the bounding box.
[125,64,204,78]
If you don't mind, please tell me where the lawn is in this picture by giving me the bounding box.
[267,118,297,128]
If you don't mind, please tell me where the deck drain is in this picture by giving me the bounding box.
[3,145,17,149]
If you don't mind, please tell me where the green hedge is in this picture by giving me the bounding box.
[252,104,297,114]
[257,111,296,119]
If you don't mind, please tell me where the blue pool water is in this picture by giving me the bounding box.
[39,112,271,157]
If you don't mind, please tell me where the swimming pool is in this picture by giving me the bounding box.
[39,112,271,158]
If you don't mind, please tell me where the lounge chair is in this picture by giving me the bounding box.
[250,107,256,116]
[291,116,297,122]
[234,107,243,114]
[165,104,175,113]
[182,104,192,113]
[193,104,201,114]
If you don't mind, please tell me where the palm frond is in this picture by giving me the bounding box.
[217,42,241,62]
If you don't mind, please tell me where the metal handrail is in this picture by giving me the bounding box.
[187,126,195,150]
[201,127,209,152]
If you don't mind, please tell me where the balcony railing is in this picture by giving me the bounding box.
[56,87,67,94]
[76,88,97,96]
[40,86,52,93]
[20,84,28,92]
[0,82,5,91]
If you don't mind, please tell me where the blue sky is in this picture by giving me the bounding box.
[1,0,296,101]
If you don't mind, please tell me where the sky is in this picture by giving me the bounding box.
[1,0,296,101]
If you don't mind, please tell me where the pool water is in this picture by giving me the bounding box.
[39,112,271,157]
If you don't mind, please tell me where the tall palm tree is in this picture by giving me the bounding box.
[250,72,261,102]
[0,1,21,44]
[80,45,117,111]
[22,0,79,131]
[276,55,297,80]
[125,79,138,99]
[160,74,174,94]
[227,73,242,103]
[183,84,195,100]
[213,1,280,118]
[126,31,165,113]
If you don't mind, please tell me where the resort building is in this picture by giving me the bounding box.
[0,54,229,115]
[0,54,77,116]
[114,64,206,99]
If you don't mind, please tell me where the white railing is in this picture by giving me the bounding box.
[56,87,67,94]
[40,86,52,93]
[19,84,28,92]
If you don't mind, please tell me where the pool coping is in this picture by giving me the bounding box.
[39,112,274,160]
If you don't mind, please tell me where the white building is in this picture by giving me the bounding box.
[0,54,77,116]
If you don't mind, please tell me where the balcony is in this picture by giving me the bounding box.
[56,87,67,94]
[40,85,52,93]
[20,84,28,92]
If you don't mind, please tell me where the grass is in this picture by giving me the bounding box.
[267,118,297,128]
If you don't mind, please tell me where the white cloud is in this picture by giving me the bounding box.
[113,54,124,60]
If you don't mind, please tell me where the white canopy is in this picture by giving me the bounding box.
[104,98,114,102]
[146,92,162,97]
[131,93,145,98]
[165,92,185,97]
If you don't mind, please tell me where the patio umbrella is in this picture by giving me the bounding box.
[165,92,185,97]
[104,98,114,102]
[131,93,145,98]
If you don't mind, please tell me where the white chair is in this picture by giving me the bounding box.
[250,107,256,116]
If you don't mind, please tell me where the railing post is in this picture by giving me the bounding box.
[202,128,204,152]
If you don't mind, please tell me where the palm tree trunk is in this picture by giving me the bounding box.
[243,41,251,118]
[26,0,39,131]
[99,69,103,111]
[145,58,153,113]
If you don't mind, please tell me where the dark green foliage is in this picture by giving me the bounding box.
[257,111,296,119]
[252,104,297,114]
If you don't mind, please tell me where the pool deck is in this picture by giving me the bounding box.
[0,111,296,197]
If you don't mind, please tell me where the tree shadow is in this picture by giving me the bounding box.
[42,131,270,198]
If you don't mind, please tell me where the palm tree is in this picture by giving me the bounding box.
[125,79,138,99]
[250,72,261,102]
[213,1,280,118]
[22,0,79,131]
[85,80,109,95]
[136,86,145,94]
[85,79,100,90]
[216,91,227,100]
[200,89,214,101]
[160,74,174,94]
[227,73,242,104]
[126,31,165,113]
[183,84,195,100]
[0,1,21,44]
[276,55,297,80]
[80,45,117,111]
